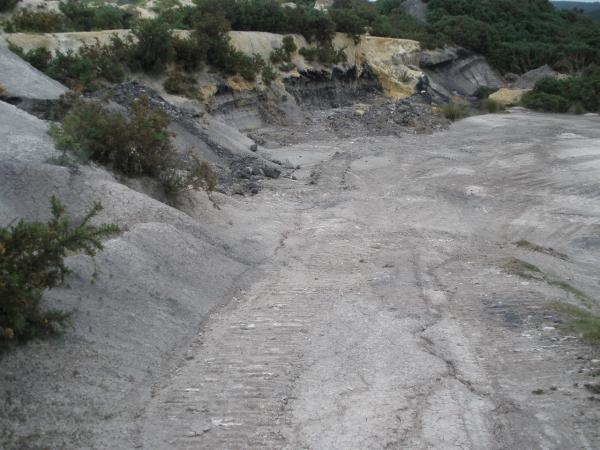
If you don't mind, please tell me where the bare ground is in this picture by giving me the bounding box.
[136,111,600,449]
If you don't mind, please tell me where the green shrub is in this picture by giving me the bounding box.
[427,0,600,73]
[261,64,277,86]
[329,7,366,43]
[521,91,570,113]
[0,84,5,97]
[282,35,297,55]
[160,155,217,196]
[442,103,467,121]
[270,35,297,64]
[53,97,216,195]
[7,9,66,33]
[131,19,175,74]
[46,42,126,91]
[0,0,19,12]
[59,0,135,31]
[54,97,172,177]
[22,47,53,72]
[0,197,119,342]
[173,35,208,72]
[300,43,347,65]
[163,70,199,98]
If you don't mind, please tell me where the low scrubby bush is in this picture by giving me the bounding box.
[442,103,468,121]
[4,0,134,32]
[52,97,216,195]
[59,0,135,31]
[49,42,127,91]
[299,43,347,65]
[130,19,175,74]
[0,197,119,342]
[270,35,297,65]
[482,98,502,113]
[163,70,199,98]
[261,64,277,86]
[54,97,172,177]
[521,91,570,113]
[6,9,66,33]
[522,73,600,113]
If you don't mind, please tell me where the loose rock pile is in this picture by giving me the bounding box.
[327,95,449,138]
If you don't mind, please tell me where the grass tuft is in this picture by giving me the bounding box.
[502,257,543,279]
[442,103,468,121]
[550,302,600,346]
[516,239,568,260]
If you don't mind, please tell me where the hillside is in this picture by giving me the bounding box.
[552,1,600,13]
[2,0,600,448]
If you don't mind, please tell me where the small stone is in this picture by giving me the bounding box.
[250,143,258,152]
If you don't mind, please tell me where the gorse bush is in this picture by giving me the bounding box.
[54,97,173,177]
[52,97,216,195]
[0,197,119,342]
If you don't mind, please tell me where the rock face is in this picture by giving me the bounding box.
[512,64,561,89]
[0,101,59,163]
[0,46,68,117]
[419,47,504,101]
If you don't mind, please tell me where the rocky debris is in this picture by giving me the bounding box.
[0,46,68,118]
[97,82,282,194]
[511,64,562,89]
[283,66,383,109]
[419,47,504,102]
[326,95,448,138]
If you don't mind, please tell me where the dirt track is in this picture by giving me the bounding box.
[137,111,600,449]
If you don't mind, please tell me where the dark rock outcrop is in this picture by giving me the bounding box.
[419,47,504,102]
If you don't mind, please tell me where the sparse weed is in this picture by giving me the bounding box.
[516,239,568,260]
[502,257,543,279]
[482,98,503,113]
[550,302,600,345]
[442,103,467,121]
[163,70,199,98]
